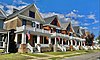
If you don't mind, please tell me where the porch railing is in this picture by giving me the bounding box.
[16,26,50,34]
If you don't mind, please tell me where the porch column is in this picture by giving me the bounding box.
[37,35,40,44]
[84,41,85,46]
[48,37,51,44]
[68,40,70,45]
[6,32,9,53]
[75,40,77,46]
[79,41,80,46]
[37,35,41,52]
[54,37,57,52]
[15,34,18,43]
[70,40,73,46]
[81,41,83,46]
[62,38,63,45]
[21,32,26,44]
[55,37,57,45]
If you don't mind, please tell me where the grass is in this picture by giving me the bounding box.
[0,49,100,60]
[0,53,34,60]
[24,53,48,57]
[0,49,4,52]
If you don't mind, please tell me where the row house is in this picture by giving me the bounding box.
[0,8,9,53]
[3,4,88,53]
[4,4,52,53]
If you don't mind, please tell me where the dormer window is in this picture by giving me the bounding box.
[22,19,26,26]
[29,11,35,18]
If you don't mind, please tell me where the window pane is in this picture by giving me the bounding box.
[29,11,35,18]
[22,19,26,25]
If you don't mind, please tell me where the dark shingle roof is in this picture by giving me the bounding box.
[73,26,80,33]
[7,4,45,23]
[61,21,71,30]
[44,15,62,28]
[44,15,57,24]
[0,8,7,19]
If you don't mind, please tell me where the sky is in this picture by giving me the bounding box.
[0,0,100,38]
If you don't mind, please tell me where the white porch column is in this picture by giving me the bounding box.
[68,40,70,45]
[81,41,83,46]
[48,37,51,44]
[75,40,77,46]
[62,38,63,45]
[21,32,26,44]
[15,34,18,43]
[84,41,85,46]
[6,32,9,53]
[71,40,73,46]
[79,41,80,46]
[55,37,57,45]
[37,35,41,52]
[37,35,40,44]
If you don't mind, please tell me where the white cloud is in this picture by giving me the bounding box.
[83,23,90,26]
[87,14,99,24]
[71,20,80,26]
[5,3,28,15]
[73,9,78,12]
[13,0,29,5]
[66,11,85,18]
[66,11,77,18]
[40,12,64,18]
[84,27,88,29]
[87,14,95,19]
[0,4,4,9]
[92,19,99,24]
[93,27,99,30]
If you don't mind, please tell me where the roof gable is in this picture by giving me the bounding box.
[0,8,7,19]
[7,4,44,23]
[44,15,61,27]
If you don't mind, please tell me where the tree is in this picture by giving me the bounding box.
[96,34,100,44]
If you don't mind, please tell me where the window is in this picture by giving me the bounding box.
[36,24,39,28]
[40,24,43,29]
[56,29,59,33]
[22,19,26,26]
[29,11,35,18]
[32,22,35,27]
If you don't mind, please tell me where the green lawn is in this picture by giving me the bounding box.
[0,53,34,60]
[0,49,3,52]
[24,53,48,57]
[0,50,100,60]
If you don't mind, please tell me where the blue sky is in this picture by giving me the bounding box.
[0,0,100,38]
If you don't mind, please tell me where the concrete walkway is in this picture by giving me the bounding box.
[62,52,100,60]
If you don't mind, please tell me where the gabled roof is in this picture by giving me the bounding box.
[80,28,85,35]
[44,15,62,28]
[61,22,70,30]
[73,26,80,33]
[7,4,45,23]
[0,8,7,19]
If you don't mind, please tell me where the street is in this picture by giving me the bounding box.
[63,52,100,60]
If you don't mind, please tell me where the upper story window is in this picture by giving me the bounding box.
[32,22,35,27]
[36,24,39,28]
[56,29,61,33]
[29,11,35,18]
[22,19,26,26]
[40,24,43,29]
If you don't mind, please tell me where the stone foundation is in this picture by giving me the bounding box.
[18,44,27,53]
